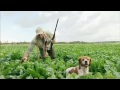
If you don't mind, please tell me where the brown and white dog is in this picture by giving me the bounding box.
[65,56,91,77]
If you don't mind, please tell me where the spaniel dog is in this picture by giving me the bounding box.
[65,56,91,77]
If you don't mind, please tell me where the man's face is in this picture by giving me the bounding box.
[39,34,44,39]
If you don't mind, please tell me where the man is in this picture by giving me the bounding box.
[21,27,55,62]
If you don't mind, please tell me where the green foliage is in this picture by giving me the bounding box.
[0,43,120,79]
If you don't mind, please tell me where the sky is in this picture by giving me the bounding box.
[0,11,120,43]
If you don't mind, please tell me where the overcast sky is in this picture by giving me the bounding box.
[0,11,120,42]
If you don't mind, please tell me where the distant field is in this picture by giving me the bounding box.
[0,43,120,79]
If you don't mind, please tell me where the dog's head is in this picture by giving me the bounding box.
[78,56,91,68]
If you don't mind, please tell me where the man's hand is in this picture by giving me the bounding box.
[21,53,29,63]
[51,39,55,43]
[43,48,47,58]
[21,57,28,63]
[43,54,47,58]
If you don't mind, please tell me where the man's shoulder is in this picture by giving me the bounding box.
[45,31,53,35]
[45,31,53,37]
[31,36,37,43]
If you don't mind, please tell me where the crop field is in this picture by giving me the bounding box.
[0,43,120,79]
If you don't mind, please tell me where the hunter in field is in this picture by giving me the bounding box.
[21,27,56,62]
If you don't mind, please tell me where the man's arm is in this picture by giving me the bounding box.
[21,38,36,62]
[25,42,35,56]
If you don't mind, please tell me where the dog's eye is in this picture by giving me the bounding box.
[82,59,84,61]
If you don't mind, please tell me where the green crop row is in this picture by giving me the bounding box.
[0,43,120,79]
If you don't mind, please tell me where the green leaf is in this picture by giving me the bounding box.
[0,75,5,79]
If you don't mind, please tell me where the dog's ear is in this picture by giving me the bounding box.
[78,58,81,69]
[89,58,92,66]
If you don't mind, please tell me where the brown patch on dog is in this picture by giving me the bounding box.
[69,67,79,74]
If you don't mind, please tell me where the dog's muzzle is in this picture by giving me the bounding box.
[85,61,88,65]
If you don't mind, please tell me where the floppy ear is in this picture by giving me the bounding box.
[89,58,92,66]
[78,58,81,69]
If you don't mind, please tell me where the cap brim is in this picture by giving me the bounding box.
[36,33,43,35]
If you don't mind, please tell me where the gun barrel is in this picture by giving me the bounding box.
[50,19,59,49]
[52,18,59,40]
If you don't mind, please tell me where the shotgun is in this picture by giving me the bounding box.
[50,18,59,50]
